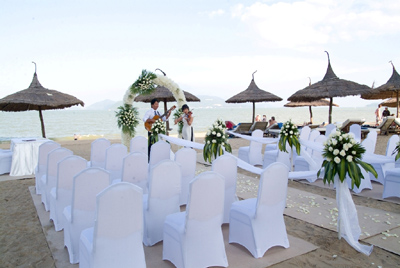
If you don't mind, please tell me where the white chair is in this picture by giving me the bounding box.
[105,144,128,181]
[163,171,228,268]
[49,156,87,231]
[229,162,290,258]
[368,134,398,185]
[175,148,197,205]
[294,135,326,173]
[89,138,110,168]
[0,149,13,175]
[383,168,400,198]
[325,124,336,137]
[362,131,377,154]
[130,136,148,155]
[299,126,311,140]
[118,152,148,194]
[63,168,111,264]
[263,141,291,169]
[40,147,73,211]
[212,154,238,223]
[79,183,146,268]
[143,160,181,246]
[149,140,171,170]
[35,141,60,194]
[349,124,362,143]
[306,129,320,154]
[238,129,263,165]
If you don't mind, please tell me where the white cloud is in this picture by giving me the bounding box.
[201,9,225,18]
[231,0,400,49]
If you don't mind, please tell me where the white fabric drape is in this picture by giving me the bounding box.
[226,131,279,144]
[335,176,373,255]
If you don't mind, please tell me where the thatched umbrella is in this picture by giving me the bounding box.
[0,63,84,138]
[288,52,371,124]
[361,62,400,117]
[225,71,282,123]
[380,97,399,108]
[284,99,339,124]
[134,85,200,134]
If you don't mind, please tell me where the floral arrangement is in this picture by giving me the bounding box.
[150,118,166,145]
[130,69,157,95]
[115,104,140,137]
[173,108,184,135]
[318,130,377,189]
[278,120,301,155]
[392,141,400,161]
[203,119,232,163]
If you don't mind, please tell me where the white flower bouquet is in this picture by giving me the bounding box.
[318,130,377,188]
[130,69,157,95]
[150,118,166,145]
[203,119,232,163]
[278,120,301,154]
[115,104,140,137]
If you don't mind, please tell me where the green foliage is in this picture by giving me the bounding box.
[115,104,139,136]
[392,141,400,161]
[317,130,378,189]
[130,69,157,95]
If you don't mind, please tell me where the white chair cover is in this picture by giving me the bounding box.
[105,144,128,181]
[299,126,311,140]
[294,135,326,174]
[143,159,181,246]
[40,148,73,211]
[263,141,291,169]
[383,168,400,198]
[370,135,398,185]
[349,124,362,143]
[363,131,377,154]
[325,124,336,137]
[238,129,263,165]
[0,149,13,175]
[229,162,290,258]
[212,154,239,223]
[89,138,110,168]
[163,171,228,268]
[119,152,148,194]
[49,156,87,231]
[79,183,146,268]
[35,141,60,194]
[175,148,197,205]
[306,130,320,154]
[130,135,148,155]
[63,168,110,264]
[149,140,171,170]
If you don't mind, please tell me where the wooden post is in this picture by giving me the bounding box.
[309,105,313,124]
[329,97,333,124]
[252,102,255,123]
[38,107,46,138]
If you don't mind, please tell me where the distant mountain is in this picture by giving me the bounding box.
[86,99,117,110]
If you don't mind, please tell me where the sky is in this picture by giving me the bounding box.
[1,0,399,107]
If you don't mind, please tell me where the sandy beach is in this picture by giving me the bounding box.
[1,133,400,267]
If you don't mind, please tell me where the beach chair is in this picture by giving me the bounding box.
[104,144,128,181]
[163,171,227,268]
[376,116,396,135]
[250,121,268,132]
[339,119,366,133]
[79,183,146,268]
[233,122,253,135]
[229,162,290,258]
[175,148,197,206]
[143,160,181,246]
[63,168,111,264]
[265,123,280,137]
[117,152,148,194]
[212,154,238,224]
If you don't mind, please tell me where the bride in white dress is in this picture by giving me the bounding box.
[175,104,194,141]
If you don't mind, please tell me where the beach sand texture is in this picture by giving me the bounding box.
[1,134,400,267]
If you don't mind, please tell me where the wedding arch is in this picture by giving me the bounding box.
[116,69,187,147]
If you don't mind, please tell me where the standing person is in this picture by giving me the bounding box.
[143,98,171,159]
[375,104,382,126]
[175,104,194,142]
[262,115,267,122]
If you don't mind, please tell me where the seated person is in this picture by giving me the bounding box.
[268,116,277,125]
[319,122,328,127]
[225,121,236,130]
[255,114,261,122]
[382,107,390,117]
[262,115,267,122]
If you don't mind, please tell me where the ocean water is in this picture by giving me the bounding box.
[0,106,383,142]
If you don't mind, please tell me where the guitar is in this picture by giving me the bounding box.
[144,105,176,132]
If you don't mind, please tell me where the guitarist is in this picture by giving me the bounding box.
[142,98,171,159]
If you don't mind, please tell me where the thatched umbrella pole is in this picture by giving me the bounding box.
[38,106,46,138]
[328,97,333,124]
[252,102,255,123]
[309,106,313,124]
